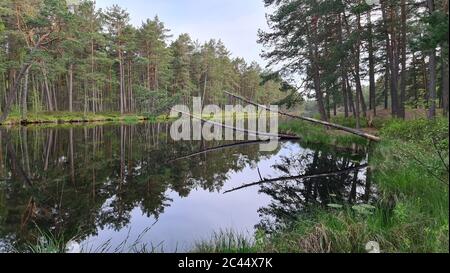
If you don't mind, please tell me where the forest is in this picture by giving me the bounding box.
[0,0,287,124]
[0,0,448,125]
[258,0,448,125]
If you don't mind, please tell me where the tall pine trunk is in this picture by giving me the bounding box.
[21,66,30,120]
[442,47,449,117]
[367,11,376,116]
[68,63,73,112]
[382,1,400,117]
[427,0,437,119]
[399,0,407,119]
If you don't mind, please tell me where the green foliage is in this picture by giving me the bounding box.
[279,120,368,147]
[415,10,449,51]
[192,230,255,253]
[381,117,449,147]
[24,226,73,253]
[0,0,288,120]
[1,111,149,125]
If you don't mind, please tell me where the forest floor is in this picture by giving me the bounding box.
[195,112,449,253]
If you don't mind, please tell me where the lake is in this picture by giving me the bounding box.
[0,122,375,252]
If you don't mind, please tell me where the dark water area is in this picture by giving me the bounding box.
[0,123,376,252]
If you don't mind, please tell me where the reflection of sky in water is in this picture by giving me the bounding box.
[1,125,372,253]
[83,142,303,252]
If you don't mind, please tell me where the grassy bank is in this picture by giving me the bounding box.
[0,111,173,125]
[1,111,265,126]
[195,117,449,253]
[279,119,370,147]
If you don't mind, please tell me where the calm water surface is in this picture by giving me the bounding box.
[0,123,375,252]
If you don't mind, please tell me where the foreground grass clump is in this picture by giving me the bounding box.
[192,230,256,253]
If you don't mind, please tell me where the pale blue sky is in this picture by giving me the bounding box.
[95,0,269,66]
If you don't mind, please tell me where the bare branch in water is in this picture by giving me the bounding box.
[223,164,369,194]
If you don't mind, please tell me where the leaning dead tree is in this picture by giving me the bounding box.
[223,163,369,194]
[175,109,300,140]
[225,91,381,142]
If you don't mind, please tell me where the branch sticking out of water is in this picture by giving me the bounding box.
[223,164,369,194]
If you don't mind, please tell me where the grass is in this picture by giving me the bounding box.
[0,111,172,125]
[279,118,370,147]
[1,110,263,126]
[192,230,256,253]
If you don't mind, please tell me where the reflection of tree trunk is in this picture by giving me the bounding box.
[168,139,269,163]
[156,123,160,148]
[44,130,53,171]
[120,125,125,184]
[69,128,75,185]
[364,168,372,203]
[128,126,133,181]
[0,131,3,177]
[3,130,32,187]
[224,164,368,194]
[348,167,359,204]
[21,127,31,175]
[53,129,58,155]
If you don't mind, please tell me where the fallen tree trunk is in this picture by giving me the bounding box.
[223,163,369,194]
[225,91,381,142]
[176,109,300,140]
[167,140,269,163]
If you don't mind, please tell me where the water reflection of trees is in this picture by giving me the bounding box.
[255,149,375,233]
[0,124,372,251]
[0,124,277,251]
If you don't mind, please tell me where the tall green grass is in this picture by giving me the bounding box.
[192,230,255,253]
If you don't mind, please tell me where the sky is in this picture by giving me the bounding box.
[95,0,270,66]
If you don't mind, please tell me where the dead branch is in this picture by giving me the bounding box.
[223,163,369,194]
[224,91,381,142]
